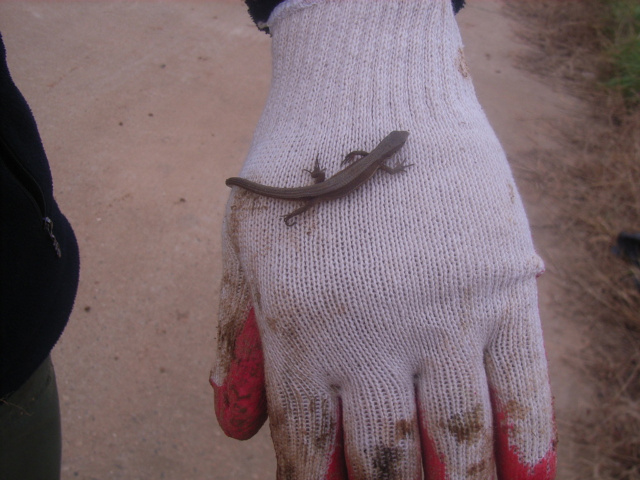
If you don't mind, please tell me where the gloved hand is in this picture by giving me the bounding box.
[210,1,557,478]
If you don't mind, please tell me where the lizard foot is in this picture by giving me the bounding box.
[381,161,413,174]
[303,156,326,184]
[341,150,369,166]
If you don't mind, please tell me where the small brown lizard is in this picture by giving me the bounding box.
[225,130,411,225]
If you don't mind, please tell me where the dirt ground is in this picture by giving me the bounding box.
[0,1,592,478]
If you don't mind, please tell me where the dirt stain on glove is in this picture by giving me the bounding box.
[445,403,484,444]
[457,47,470,78]
[467,458,490,477]
[395,418,416,441]
[371,445,403,478]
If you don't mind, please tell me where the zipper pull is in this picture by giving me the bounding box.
[43,217,62,258]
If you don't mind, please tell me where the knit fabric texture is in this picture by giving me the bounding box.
[246,0,466,32]
[213,1,556,478]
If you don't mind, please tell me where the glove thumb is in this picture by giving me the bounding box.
[210,308,267,440]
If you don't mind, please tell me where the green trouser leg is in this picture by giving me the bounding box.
[0,356,62,480]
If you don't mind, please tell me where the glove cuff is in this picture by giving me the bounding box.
[251,0,478,151]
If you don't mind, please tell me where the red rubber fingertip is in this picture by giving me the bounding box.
[212,309,268,440]
[494,400,558,479]
[326,400,348,480]
[417,408,449,480]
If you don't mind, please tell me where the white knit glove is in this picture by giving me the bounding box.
[210,1,557,479]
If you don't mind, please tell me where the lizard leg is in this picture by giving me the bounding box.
[282,199,318,226]
[303,156,326,183]
[380,161,414,174]
[341,150,369,166]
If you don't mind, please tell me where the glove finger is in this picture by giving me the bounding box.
[264,375,421,479]
[416,348,495,480]
[265,378,341,480]
[210,308,268,440]
[340,378,422,480]
[485,280,557,479]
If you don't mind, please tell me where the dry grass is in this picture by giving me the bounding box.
[505,1,640,478]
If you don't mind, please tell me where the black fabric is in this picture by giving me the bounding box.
[247,0,466,32]
[0,32,80,397]
[452,0,465,15]
[246,0,284,28]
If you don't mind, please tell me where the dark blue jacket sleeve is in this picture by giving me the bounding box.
[246,0,465,32]
[0,32,80,396]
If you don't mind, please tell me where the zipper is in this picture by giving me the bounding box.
[0,135,62,258]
